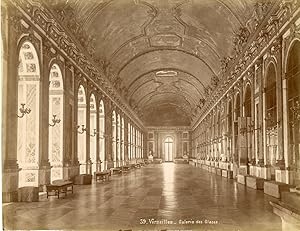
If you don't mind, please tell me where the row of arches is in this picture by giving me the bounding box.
[16,40,144,187]
[192,40,300,183]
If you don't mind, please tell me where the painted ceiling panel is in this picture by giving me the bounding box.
[61,0,258,126]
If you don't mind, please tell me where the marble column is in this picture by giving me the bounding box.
[106,105,114,169]
[2,5,20,202]
[63,62,79,179]
[274,40,285,169]
[124,117,129,162]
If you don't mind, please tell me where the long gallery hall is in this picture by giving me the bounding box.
[1,0,300,231]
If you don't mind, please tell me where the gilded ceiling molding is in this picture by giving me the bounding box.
[116,48,218,77]
[10,0,145,130]
[192,0,299,130]
[127,68,206,97]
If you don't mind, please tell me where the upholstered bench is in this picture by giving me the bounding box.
[73,174,92,185]
[121,166,130,173]
[112,167,122,175]
[46,180,73,199]
[95,171,110,182]
[18,186,39,202]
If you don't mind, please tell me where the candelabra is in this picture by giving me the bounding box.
[49,114,61,127]
[17,103,31,118]
[90,129,98,137]
[77,125,87,134]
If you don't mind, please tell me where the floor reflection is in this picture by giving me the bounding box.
[3,163,281,231]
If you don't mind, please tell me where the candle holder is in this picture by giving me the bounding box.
[49,114,61,127]
[17,103,31,118]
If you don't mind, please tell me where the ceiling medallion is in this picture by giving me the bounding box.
[156,70,177,77]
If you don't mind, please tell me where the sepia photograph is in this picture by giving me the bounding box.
[1,0,300,230]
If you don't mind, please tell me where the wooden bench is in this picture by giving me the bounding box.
[95,171,110,182]
[121,166,130,173]
[135,163,141,168]
[112,167,122,175]
[46,180,73,199]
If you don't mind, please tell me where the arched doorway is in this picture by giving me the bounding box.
[164,137,174,162]
[265,63,278,174]
[17,41,40,187]
[99,100,105,171]
[89,94,97,174]
[233,93,241,163]
[49,64,64,182]
[117,114,121,166]
[228,100,233,162]
[286,41,300,185]
[77,85,87,174]
[128,123,132,160]
[121,117,125,164]
[244,84,252,167]
[112,110,117,167]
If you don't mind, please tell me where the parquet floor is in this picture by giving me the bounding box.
[3,163,281,231]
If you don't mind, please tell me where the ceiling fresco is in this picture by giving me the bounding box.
[51,0,257,126]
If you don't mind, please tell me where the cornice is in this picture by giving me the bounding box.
[146,126,191,132]
[191,0,300,131]
[9,0,145,131]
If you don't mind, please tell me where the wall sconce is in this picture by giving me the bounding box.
[17,103,31,118]
[49,114,61,127]
[90,129,98,137]
[77,125,87,134]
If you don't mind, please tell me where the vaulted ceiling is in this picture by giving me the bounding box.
[57,0,256,126]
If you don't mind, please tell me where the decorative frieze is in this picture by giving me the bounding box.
[192,0,300,129]
[10,0,144,130]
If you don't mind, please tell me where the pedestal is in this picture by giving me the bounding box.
[63,164,80,181]
[246,176,265,190]
[73,174,92,185]
[2,167,19,202]
[249,165,256,176]
[276,169,288,184]
[256,166,272,180]
[107,161,114,170]
[222,170,228,178]
[237,174,247,185]
[18,187,39,202]
[238,165,248,175]
[211,166,216,174]
[39,165,52,187]
[264,181,292,198]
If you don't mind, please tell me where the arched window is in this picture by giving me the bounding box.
[90,94,97,174]
[49,64,64,182]
[265,64,277,128]
[287,41,300,179]
[228,100,233,133]
[235,93,241,120]
[234,93,241,161]
[77,85,87,174]
[99,100,105,170]
[112,111,117,166]
[117,114,121,164]
[244,85,251,117]
[164,137,174,162]
[121,117,125,161]
[17,41,40,187]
